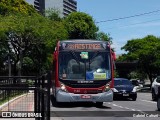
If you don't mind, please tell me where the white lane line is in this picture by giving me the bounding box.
[109,103,144,112]
[124,107,130,110]
[145,95,151,96]
[140,99,156,104]
[137,110,146,114]
[131,109,136,111]
[107,103,124,109]
[112,104,118,107]
[118,106,124,108]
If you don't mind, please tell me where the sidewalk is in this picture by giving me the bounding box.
[0,93,34,112]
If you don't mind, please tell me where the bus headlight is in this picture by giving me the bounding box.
[60,83,67,92]
[104,84,110,92]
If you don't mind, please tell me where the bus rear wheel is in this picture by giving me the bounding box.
[95,102,103,107]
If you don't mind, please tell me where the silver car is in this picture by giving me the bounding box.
[151,76,160,101]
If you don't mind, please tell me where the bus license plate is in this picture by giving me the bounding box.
[123,94,129,96]
[81,95,91,99]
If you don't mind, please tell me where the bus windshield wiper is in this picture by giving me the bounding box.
[70,50,80,64]
[89,51,100,64]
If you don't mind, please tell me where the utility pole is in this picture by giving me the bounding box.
[18,49,23,77]
[8,54,11,77]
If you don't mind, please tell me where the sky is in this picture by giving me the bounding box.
[26,0,160,55]
[25,0,34,4]
[76,0,160,55]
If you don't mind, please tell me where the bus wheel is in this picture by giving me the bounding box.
[51,96,60,107]
[152,90,157,101]
[95,102,103,107]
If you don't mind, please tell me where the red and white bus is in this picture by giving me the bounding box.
[51,40,115,106]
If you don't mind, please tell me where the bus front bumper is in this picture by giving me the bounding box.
[56,89,113,102]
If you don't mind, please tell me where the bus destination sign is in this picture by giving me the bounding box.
[64,43,105,50]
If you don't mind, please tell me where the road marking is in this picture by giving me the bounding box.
[137,110,146,114]
[107,103,124,109]
[109,103,144,112]
[112,104,118,107]
[145,95,151,96]
[117,106,124,108]
[140,99,156,104]
[131,109,136,111]
[124,107,130,110]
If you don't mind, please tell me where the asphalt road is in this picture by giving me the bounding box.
[50,92,160,120]
[1,92,159,120]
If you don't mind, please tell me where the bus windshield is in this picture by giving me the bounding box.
[59,51,111,81]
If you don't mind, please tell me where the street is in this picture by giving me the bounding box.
[51,92,160,120]
[0,92,159,120]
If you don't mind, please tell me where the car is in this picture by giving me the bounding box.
[112,78,137,101]
[130,79,143,91]
[151,76,160,101]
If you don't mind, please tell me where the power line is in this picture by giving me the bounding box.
[96,9,160,23]
[107,18,160,30]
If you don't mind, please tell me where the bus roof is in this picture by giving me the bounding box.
[59,39,109,44]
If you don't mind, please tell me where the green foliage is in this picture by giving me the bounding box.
[128,70,147,80]
[0,13,68,75]
[0,0,37,15]
[45,8,62,21]
[64,12,98,39]
[121,35,160,83]
[114,70,119,78]
[96,32,112,43]
[0,1,114,76]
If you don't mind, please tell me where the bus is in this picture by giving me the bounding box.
[51,39,116,106]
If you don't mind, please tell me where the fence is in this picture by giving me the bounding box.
[0,75,51,120]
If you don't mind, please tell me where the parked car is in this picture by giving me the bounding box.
[151,76,160,101]
[130,79,143,91]
[112,78,137,101]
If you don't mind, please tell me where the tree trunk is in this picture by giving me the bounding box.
[148,74,153,89]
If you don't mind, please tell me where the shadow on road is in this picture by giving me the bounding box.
[113,98,133,101]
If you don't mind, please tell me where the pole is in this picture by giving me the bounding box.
[18,49,22,77]
[8,54,11,77]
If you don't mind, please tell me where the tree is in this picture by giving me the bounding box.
[0,0,37,15]
[96,32,112,43]
[121,35,160,84]
[64,12,98,39]
[0,14,68,75]
[45,8,62,21]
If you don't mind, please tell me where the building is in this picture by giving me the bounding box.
[47,0,77,17]
[25,0,77,17]
[25,0,45,14]
[34,0,45,14]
